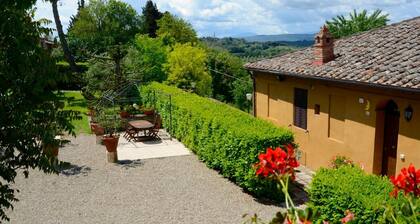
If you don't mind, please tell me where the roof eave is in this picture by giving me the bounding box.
[245,67,420,94]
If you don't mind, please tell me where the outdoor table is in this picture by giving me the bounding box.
[127,120,154,141]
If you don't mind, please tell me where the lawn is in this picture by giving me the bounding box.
[62,91,90,134]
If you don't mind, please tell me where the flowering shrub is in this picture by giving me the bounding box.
[390,164,420,197]
[255,144,299,180]
[252,146,355,224]
[329,155,354,169]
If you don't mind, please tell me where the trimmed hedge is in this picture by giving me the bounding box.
[56,61,89,90]
[141,82,294,199]
[307,166,403,223]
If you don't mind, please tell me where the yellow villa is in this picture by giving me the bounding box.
[245,17,420,176]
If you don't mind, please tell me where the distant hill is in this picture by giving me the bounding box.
[201,37,313,62]
[241,34,315,42]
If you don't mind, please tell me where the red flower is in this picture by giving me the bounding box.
[390,164,420,197]
[341,210,355,223]
[255,144,299,180]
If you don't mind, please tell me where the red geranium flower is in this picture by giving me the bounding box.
[390,164,420,197]
[255,144,299,180]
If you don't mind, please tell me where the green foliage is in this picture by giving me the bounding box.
[67,0,141,58]
[165,43,212,96]
[63,91,90,134]
[56,61,89,90]
[124,35,168,83]
[206,48,252,110]
[326,9,389,39]
[201,37,301,61]
[382,194,419,224]
[157,12,198,45]
[141,0,162,38]
[83,56,115,96]
[307,166,403,223]
[329,155,355,169]
[141,83,294,199]
[0,1,79,220]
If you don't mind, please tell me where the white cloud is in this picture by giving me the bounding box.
[35,0,420,37]
[34,0,79,33]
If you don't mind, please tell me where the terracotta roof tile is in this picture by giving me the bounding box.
[245,17,420,91]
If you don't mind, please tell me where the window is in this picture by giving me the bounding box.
[294,88,308,129]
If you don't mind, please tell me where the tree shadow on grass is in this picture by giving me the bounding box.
[117,159,144,169]
[66,97,87,108]
[58,162,92,176]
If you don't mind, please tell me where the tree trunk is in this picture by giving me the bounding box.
[51,0,78,73]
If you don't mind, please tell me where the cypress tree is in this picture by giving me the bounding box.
[141,0,162,38]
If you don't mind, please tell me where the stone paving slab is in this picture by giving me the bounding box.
[117,132,191,161]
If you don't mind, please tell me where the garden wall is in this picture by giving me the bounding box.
[141,82,294,199]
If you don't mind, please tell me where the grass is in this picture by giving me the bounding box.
[62,91,90,134]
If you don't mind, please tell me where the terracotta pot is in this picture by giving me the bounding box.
[143,109,154,116]
[94,125,105,136]
[43,145,59,157]
[120,111,130,118]
[90,122,98,132]
[103,136,119,152]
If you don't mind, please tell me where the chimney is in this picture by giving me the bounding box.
[313,25,334,65]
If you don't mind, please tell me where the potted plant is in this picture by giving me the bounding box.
[142,107,155,116]
[42,135,67,158]
[119,110,130,119]
[99,116,121,163]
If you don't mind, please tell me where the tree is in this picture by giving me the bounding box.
[326,9,389,39]
[164,43,212,96]
[67,0,86,33]
[141,0,162,38]
[124,35,168,83]
[68,0,142,58]
[0,1,79,221]
[157,12,198,45]
[206,48,252,110]
[49,0,78,72]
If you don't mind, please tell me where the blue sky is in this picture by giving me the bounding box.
[35,0,420,37]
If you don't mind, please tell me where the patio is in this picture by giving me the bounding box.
[8,134,286,224]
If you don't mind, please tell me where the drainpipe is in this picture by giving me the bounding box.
[249,71,256,117]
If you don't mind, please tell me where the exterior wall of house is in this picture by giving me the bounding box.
[254,72,420,174]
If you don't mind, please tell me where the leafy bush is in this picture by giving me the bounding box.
[56,61,89,90]
[164,43,212,97]
[141,82,294,199]
[307,166,404,223]
[329,155,355,169]
[124,35,168,83]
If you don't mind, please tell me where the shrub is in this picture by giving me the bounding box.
[56,61,89,90]
[307,166,404,223]
[329,155,354,169]
[141,82,294,199]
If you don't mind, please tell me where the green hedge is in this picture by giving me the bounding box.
[56,61,89,90]
[141,82,294,199]
[307,166,403,223]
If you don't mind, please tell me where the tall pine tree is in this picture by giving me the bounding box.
[67,0,85,33]
[141,0,162,38]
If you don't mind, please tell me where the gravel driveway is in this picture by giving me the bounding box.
[8,134,282,224]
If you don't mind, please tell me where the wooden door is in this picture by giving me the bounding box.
[381,101,400,176]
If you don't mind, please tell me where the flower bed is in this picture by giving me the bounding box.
[141,82,294,198]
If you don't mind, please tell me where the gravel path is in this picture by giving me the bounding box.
[8,134,282,224]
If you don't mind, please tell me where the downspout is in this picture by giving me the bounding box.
[249,71,256,117]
